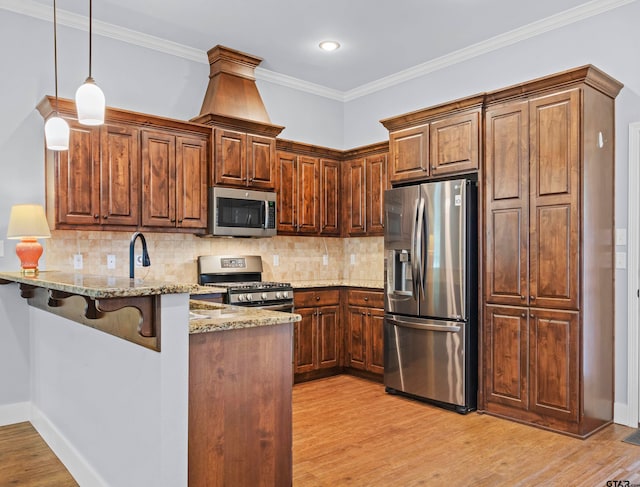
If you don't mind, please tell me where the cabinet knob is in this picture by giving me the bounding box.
[93,214,99,219]
[521,313,526,318]
[249,178,253,182]
[520,295,526,300]
[362,312,366,315]
[530,295,536,301]
[318,311,322,316]
[530,313,534,318]
[364,297,369,301]
[178,219,183,223]
[103,215,108,219]
[171,218,176,223]
[431,166,436,170]
[422,167,428,172]
[316,296,320,301]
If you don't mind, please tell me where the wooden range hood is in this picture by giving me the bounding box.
[191,45,284,137]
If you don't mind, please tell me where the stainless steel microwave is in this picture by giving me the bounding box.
[207,187,277,237]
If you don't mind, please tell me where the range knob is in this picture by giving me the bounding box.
[245,293,253,302]
[261,292,268,300]
[276,292,282,299]
[237,294,245,302]
[282,291,289,298]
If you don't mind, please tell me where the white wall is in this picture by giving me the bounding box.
[343,0,640,408]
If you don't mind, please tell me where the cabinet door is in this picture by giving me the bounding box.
[214,129,246,187]
[141,130,176,227]
[345,158,366,236]
[176,135,207,229]
[317,305,339,369]
[484,101,530,307]
[247,134,275,190]
[484,305,529,411]
[346,306,367,370]
[367,308,385,375]
[528,308,579,422]
[430,110,480,176]
[320,159,341,236]
[366,154,387,236]
[276,151,297,234]
[297,156,319,234]
[529,90,580,311]
[294,307,316,374]
[388,124,429,183]
[100,124,140,226]
[56,121,100,226]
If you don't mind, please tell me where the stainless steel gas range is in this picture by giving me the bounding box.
[197,255,294,312]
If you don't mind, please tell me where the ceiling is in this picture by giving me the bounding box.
[15,0,628,95]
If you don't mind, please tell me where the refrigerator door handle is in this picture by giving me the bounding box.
[386,315,461,333]
[415,197,426,299]
[410,198,420,299]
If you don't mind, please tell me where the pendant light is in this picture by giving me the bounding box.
[44,0,69,151]
[75,0,105,125]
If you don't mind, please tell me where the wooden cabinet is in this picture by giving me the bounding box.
[141,129,208,229]
[277,151,339,236]
[52,120,140,228]
[345,289,384,377]
[293,289,341,380]
[39,96,211,233]
[320,158,341,236]
[481,66,622,438]
[213,128,276,190]
[343,147,388,236]
[382,97,483,185]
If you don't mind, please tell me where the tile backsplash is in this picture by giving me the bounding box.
[45,230,383,285]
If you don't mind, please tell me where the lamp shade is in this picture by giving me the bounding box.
[7,204,52,239]
[75,77,105,126]
[44,115,70,151]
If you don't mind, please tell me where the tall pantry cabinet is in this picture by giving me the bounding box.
[481,66,623,438]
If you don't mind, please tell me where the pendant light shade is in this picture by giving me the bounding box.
[76,0,105,126]
[76,77,105,125]
[45,0,69,151]
[44,116,70,150]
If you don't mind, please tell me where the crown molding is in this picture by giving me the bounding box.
[1,0,634,102]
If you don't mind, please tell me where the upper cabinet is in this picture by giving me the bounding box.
[342,144,389,237]
[381,95,483,185]
[38,96,212,234]
[212,128,277,190]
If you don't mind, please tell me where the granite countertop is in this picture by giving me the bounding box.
[189,284,228,295]
[291,280,383,290]
[0,271,199,299]
[189,299,301,334]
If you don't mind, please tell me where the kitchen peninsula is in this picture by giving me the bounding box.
[0,271,299,487]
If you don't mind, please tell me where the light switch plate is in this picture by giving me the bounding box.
[616,228,627,246]
[273,254,279,266]
[350,254,356,265]
[323,255,329,266]
[616,251,627,269]
[107,254,116,269]
[73,253,83,270]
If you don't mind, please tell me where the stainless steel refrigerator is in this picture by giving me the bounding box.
[384,177,477,413]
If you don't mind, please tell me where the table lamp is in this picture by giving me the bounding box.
[7,204,52,275]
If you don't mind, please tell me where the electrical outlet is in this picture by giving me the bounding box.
[273,254,279,266]
[73,253,83,270]
[616,228,627,246]
[135,254,143,267]
[323,254,329,266]
[350,254,356,265]
[107,254,116,269]
[616,252,627,269]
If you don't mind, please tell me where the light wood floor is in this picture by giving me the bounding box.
[293,375,640,486]
[1,375,639,486]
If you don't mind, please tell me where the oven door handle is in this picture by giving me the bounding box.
[252,302,295,312]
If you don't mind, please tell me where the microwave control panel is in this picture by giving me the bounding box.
[266,201,276,229]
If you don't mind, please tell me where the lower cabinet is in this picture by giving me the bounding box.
[293,289,341,380]
[292,287,385,382]
[345,290,385,377]
[483,304,585,433]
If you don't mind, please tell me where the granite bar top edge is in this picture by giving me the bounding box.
[0,271,198,298]
[189,299,301,334]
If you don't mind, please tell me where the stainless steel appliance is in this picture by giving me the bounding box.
[206,187,277,237]
[197,255,293,312]
[384,177,477,413]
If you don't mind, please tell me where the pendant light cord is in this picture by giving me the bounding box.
[53,0,59,114]
[88,0,93,79]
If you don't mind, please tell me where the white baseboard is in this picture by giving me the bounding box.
[0,401,30,426]
[30,405,108,487]
[614,401,637,427]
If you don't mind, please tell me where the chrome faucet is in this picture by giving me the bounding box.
[129,232,150,279]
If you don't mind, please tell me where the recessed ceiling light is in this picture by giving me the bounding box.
[319,40,340,52]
